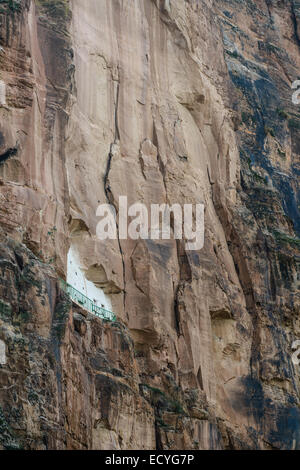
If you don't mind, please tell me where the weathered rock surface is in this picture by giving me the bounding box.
[0,0,299,449]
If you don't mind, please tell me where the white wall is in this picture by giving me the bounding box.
[0,80,6,106]
[67,246,112,312]
[0,340,6,365]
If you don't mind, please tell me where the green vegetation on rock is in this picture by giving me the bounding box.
[288,118,300,130]
[140,383,186,415]
[273,230,300,249]
[0,0,21,13]
[0,299,12,319]
[277,108,288,120]
[0,406,20,450]
[36,0,70,19]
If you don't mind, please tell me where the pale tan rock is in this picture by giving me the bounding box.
[0,0,299,450]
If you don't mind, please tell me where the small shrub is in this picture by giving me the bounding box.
[277,108,288,119]
[288,118,300,129]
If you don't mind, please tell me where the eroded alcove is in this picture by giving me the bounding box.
[67,244,113,312]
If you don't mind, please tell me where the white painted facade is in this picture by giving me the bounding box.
[0,80,6,106]
[0,340,6,365]
[67,246,112,311]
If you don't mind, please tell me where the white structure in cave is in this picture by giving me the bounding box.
[0,80,6,106]
[67,246,112,312]
[0,340,6,365]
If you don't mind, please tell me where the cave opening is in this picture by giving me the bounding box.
[67,245,113,313]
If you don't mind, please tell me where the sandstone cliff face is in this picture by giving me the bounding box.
[0,0,299,450]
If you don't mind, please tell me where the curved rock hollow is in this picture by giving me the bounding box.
[0,0,299,450]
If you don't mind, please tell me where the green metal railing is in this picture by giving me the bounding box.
[59,279,116,322]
